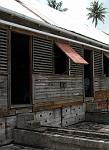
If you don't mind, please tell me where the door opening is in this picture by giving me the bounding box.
[11,32,31,104]
[84,50,93,97]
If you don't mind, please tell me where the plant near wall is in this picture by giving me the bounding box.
[87,0,107,27]
[47,0,68,12]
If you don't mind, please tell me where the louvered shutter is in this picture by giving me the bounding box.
[94,50,103,76]
[33,36,53,74]
[0,29,8,73]
[70,43,83,76]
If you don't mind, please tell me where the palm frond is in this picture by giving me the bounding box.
[47,0,68,12]
[86,0,108,27]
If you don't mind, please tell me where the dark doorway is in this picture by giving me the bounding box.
[11,32,31,104]
[84,50,93,97]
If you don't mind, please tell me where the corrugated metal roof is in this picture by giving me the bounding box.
[19,0,109,46]
[0,0,43,22]
[0,0,109,46]
[55,42,88,64]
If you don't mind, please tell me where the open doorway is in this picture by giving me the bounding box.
[84,49,93,97]
[11,32,31,104]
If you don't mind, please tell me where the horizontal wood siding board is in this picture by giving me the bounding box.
[33,36,53,74]
[94,50,103,77]
[0,28,8,73]
[94,77,109,92]
[33,74,83,103]
[0,75,8,107]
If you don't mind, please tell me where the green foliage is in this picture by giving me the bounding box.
[47,0,68,12]
[87,0,107,27]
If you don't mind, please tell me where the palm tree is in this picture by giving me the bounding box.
[47,0,68,12]
[87,1,107,27]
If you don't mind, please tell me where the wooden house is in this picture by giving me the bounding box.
[0,0,109,145]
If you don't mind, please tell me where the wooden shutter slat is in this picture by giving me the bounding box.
[0,29,8,73]
[33,36,53,74]
[70,43,83,76]
[94,50,103,77]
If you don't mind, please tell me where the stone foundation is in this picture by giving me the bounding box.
[0,103,85,145]
[0,116,16,145]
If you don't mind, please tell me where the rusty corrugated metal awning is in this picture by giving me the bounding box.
[104,52,109,59]
[55,42,88,64]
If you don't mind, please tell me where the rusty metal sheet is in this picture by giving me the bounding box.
[55,42,88,64]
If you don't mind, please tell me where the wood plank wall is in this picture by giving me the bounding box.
[94,77,109,91]
[33,36,53,74]
[0,29,8,72]
[70,43,84,76]
[32,37,84,104]
[33,75,83,103]
[94,50,103,77]
[94,50,109,91]
[0,28,8,108]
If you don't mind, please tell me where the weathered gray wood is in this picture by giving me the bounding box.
[94,77,109,91]
[0,75,8,107]
[0,28,8,73]
[33,74,83,103]
[94,50,103,77]
[70,43,84,76]
[33,36,53,74]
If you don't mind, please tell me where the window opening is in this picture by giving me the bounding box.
[54,44,69,74]
[103,54,109,77]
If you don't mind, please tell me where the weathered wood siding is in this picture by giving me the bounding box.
[94,77,109,91]
[32,37,84,104]
[94,50,103,77]
[0,76,7,107]
[33,36,53,74]
[70,43,84,76]
[33,75,83,103]
[0,28,8,73]
[0,28,8,107]
[94,50,109,91]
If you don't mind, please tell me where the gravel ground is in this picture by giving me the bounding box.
[68,121,109,133]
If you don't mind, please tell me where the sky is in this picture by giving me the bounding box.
[37,0,109,33]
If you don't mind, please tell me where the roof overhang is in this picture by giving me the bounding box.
[0,19,109,53]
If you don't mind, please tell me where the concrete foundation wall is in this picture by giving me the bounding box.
[0,103,85,145]
[0,116,16,145]
[35,103,85,127]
